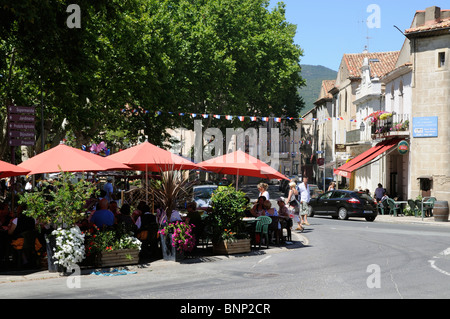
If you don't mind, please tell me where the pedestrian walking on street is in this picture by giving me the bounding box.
[257,182,270,201]
[297,177,310,226]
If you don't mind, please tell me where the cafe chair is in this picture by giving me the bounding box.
[407,199,420,217]
[280,218,292,242]
[377,202,386,215]
[255,216,271,249]
[386,198,400,216]
[11,230,41,268]
[423,197,436,217]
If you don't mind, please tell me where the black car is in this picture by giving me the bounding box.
[308,190,378,222]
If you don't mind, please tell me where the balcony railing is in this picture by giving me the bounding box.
[370,113,410,139]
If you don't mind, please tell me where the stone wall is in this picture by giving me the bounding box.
[410,33,450,203]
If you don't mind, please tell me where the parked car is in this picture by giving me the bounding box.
[192,185,218,209]
[308,190,378,221]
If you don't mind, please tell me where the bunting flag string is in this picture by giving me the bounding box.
[120,108,360,123]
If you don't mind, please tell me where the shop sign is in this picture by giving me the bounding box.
[413,116,438,138]
[397,140,409,155]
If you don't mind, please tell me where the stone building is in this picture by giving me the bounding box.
[404,6,450,203]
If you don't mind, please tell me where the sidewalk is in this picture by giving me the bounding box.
[375,214,450,227]
[0,232,307,284]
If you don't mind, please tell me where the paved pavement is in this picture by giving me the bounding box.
[1,212,448,284]
[375,213,450,227]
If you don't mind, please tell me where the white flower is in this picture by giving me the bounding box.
[52,226,85,269]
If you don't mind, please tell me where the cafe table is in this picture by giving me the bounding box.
[392,201,408,216]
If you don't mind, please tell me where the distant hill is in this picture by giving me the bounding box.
[298,64,337,115]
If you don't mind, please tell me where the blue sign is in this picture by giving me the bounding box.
[413,116,438,138]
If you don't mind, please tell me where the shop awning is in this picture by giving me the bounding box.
[333,138,403,178]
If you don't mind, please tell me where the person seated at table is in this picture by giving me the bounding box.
[263,200,281,243]
[136,204,156,230]
[277,197,293,240]
[116,203,136,233]
[262,200,278,217]
[276,197,290,221]
[131,201,146,223]
[108,200,119,217]
[6,204,37,267]
[89,198,115,229]
[185,202,204,245]
[185,202,203,226]
[381,191,389,204]
[250,196,266,217]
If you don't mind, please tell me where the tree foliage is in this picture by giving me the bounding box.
[0,0,305,160]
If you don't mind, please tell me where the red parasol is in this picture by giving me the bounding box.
[18,144,131,175]
[197,150,289,189]
[0,160,30,178]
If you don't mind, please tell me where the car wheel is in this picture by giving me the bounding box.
[338,207,348,220]
[365,216,376,222]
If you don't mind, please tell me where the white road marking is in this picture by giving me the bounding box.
[428,247,450,277]
[252,255,272,268]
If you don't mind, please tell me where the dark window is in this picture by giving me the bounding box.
[439,52,445,68]
[331,191,346,199]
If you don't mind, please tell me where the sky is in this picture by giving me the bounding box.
[269,0,450,71]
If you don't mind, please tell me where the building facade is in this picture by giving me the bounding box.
[404,6,450,203]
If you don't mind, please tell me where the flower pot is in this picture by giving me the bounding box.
[96,249,140,268]
[213,238,251,255]
[160,233,184,262]
[45,234,64,273]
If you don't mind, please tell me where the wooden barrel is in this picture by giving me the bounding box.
[433,201,449,222]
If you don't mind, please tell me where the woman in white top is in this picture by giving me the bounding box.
[287,182,302,230]
[327,181,336,192]
[257,183,269,201]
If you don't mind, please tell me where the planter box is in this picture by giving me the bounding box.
[97,249,140,267]
[160,233,184,262]
[213,239,251,255]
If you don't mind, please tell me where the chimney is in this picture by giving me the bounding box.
[425,6,441,25]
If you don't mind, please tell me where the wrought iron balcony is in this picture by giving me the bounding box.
[370,113,410,139]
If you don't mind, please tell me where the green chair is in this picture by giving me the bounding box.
[377,201,386,215]
[423,197,436,217]
[408,199,420,217]
[386,198,400,216]
[255,216,272,249]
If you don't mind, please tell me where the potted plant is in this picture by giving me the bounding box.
[158,221,196,261]
[151,168,196,261]
[18,171,98,272]
[204,186,251,255]
[84,224,141,267]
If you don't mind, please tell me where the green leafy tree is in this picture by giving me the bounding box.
[1,0,305,157]
[18,171,98,229]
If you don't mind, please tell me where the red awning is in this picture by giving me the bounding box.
[334,139,402,178]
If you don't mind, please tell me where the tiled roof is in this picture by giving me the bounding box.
[343,51,400,79]
[314,80,335,104]
[405,16,450,33]
[322,80,336,96]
